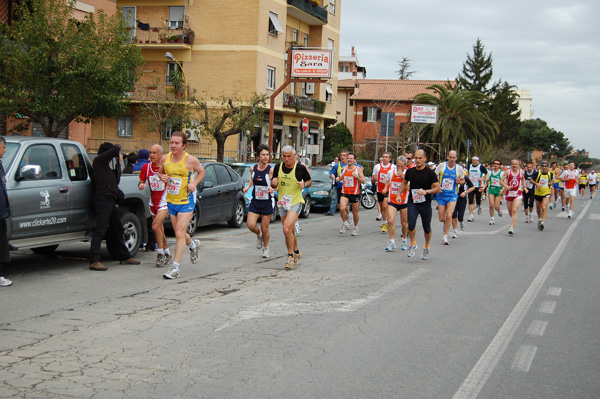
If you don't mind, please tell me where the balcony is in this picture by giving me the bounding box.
[287,0,328,25]
[125,83,190,103]
[283,93,325,114]
[126,26,194,49]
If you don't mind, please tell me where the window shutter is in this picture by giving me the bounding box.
[376,108,382,122]
[362,106,367,122]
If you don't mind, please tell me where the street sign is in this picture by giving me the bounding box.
[300,117,309,133]
[290,49,333,79]
[411,105,438,124]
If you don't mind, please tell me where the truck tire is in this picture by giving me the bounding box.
[31,245,59,255]
[107,212,142,260]
[227,200,245,228]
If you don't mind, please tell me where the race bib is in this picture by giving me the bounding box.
[539,177,548,187]
[344,176,354,188]
[390,182,401,196]
[277,194,292,210]
[441,177,454,191]
[379,173,387,183]
[525,179,534,189]
[254,186,269,200]
[491,177,500,187]
[167,177,183,195]
[508,190,519,197]
[149,175,166,192]
[411,189,426,204]
[470,171,480,186]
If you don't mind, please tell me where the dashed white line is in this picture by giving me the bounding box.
[511,345,538,372]
[527,320,548,337]
[547,287,562,296]
[538,300,557,314]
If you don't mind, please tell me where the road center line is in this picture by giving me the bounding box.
[452,200,592,399]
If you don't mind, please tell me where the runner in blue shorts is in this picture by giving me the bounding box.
[435,150,465,245]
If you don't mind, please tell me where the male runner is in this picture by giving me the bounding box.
[578,170,588,200]
[372,152,396,233]
[559,162,579,219]
[397,149,441,260]
[532,161,554,231]
[138,144,172,267]
[484,160,504,225]
[383,155,409,251]
[467,156,487,221]
[271,146,311,269]
[549,162,560,209]
[159,132,204,279]
[522,161,537,223]
[339,153,366,236]
[452,174,475,238]
[435,150,465,245]
[243,144,274,258]
[587,169,597,199]
[501,159,527,235]
[404,152,415,169]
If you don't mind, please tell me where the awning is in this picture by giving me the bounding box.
[326,85,334,95]
[269,11,284,34]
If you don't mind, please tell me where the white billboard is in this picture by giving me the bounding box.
[411,105,438,124]
[291,49,333,79]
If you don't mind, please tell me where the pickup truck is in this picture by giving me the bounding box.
[2,137,150,260]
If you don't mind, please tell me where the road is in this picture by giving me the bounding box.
[0,198,599,398]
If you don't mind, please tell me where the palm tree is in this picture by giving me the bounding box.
[412,84,498,158]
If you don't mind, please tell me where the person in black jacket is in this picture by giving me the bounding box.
[89,142,140,271]
[0,137,12,286]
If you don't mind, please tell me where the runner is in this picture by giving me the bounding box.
[588,169,597,199]
[329,150,353,228]
[271,146,312,269]
[397,149,441,260]
[559,161,579,219]
[293,153,311,236]
[372,152,396,233]
[522,161,537,223]
[243,144,274,258]
[484,160,504,225]
[339,153,366,236]
[159,132,204,279]
[549,162,560,209]
[578,169,588,200]
[138,144,172,267]
[467,156,487,221]
[435,150,465,245]
[404,152,415,169]
[501,159,527,235]
[532,161,554,231]
[452,173,475,238]
[382,155,409,251]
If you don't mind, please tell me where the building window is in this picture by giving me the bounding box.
[117,115,133,137]
[303,34,309,47]
[268,11,284,36]
[328,39,334,51]
[166,62,182,84]
[292,29,298,42]
[267,66,275,90]
[301,82,306,96]
[364,107,381,123]
[326,83,333,103]
[329,0,336,14]
[169,6,184,29]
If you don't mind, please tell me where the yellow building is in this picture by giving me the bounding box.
[91,0,341,162]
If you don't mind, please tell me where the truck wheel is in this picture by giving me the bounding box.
[31,245,59,255]
[107,212,142,259]
[227,200,245,228]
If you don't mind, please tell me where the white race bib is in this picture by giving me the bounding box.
[441,177,454,191]
[167,177,182,195]
[508,190,519,197]
[539,177,548,187]
[149,175,166,192]
[277,194,292,210]
[411,189,425,204]
[491,177,500,187]
[390,182,401,196]
[344,176,354,188]
[254,186,269,200]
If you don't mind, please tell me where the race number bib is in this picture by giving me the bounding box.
[441,177,454,191]
[539,177,548,187]
[167,177,183,195]
[508,190,519,197]
[411,189,426,204]
[491,177,500,187]
[344,176,355,188]
[254,186,269,200]
[525,179,534,189]
[390,182,401,196]
[470,171,481,186]
[379,173,387,183]
[277,194,292,210]
[149,175,166,192]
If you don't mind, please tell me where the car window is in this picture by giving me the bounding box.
[232,165,251,181]
[214,164,231,185]
[312,168,331,182]
[227,167,240,182]
[203,165,217,186]
[19,144,62,179]
[61,144,88,181]
[3,143,19,170]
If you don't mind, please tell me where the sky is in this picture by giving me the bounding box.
[339,0,600,158]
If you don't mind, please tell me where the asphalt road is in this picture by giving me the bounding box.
[0,198,598,398]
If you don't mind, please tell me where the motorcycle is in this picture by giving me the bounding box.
[360,182,376,209]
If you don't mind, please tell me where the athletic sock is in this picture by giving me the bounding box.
[294,249,300,254]
[157,249,164,255]
[172,262,180,269]
[189,241,196,250]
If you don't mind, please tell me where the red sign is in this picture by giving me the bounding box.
[300,118,309,133]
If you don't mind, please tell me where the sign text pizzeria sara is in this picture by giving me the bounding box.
[291,49,333,79]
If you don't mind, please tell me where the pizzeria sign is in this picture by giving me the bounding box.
[291,49,333,79]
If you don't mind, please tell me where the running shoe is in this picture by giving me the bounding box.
[508,228,514,235]
[376,214,382,221]
[497,209,503,217]
[262,247,270,258]
[452,231,459,239]
[295,223,301,236]
[256,235,263,249]
[284,255,294,269]
[190,239,200,264]
[529,215,534,223]
[351,226,359,236]
[421,248,430,260]
[467,215,474,222]
[525,217,530,223]
[561,206,565,212]
[155,253,164,267]
[537,220,542,230]
[567,211,573,219]
[293,251,302,265]
[442,235,450,245]
[489,218,495,225]
[163,253,173,267]
[347,213,354,227]
[340,222,348,234]
[381,223,388,233]
[478,206,482,215]
[549,203,554,210]
[0,277,13,286]
[407,244,418,257]
[400,239,408,251]
[539,222,545,231]
[163,266,180,279]
[385,241,396,251]
[460,222,465,231]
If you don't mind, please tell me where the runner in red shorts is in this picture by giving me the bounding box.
[501,159,527,235]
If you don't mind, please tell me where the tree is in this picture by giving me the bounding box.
[518,118,571,157]
[412,84,499,156]
[396,57,416,80]
[0,0,144,137]
[323,122,353,162]
[196,93,268,162]
[487,80,522,146]
[457,38,496,94]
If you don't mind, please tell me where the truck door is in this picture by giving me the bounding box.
[9,144,72,238]
[60,143,94,232]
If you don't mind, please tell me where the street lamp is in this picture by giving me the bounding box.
[165,52,188,135]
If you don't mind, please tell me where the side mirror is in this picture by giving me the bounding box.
[199,181,214,191]
[16,165,42,181]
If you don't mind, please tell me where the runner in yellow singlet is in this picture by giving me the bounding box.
[159,132,205,279]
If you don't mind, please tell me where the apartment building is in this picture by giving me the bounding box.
[93,0,341,162]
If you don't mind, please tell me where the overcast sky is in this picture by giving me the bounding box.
[339,0,600,158]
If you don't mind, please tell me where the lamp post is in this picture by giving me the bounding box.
[165,51,188,134]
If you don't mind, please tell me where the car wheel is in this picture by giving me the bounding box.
[187,208,198,235]
[270,206,279,223]
[107,212,142,259]
[360,193,377,210]
[299,196,311,218]
[31,245,59,255]
[227,200,245,228]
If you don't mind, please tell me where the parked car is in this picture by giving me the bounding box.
[164,161,245,235]
[307,166,335,211]
[231,163,311,221]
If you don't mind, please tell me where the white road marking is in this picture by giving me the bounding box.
[527,320,548,337]
[538,300,557,314]
[511,345,538,372]
[588,213,600,220]
[462,225,506,235]
[547,287,562,296]
[453,199,592,399]
[215,268,429,331]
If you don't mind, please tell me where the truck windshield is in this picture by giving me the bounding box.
[3,143,19,170]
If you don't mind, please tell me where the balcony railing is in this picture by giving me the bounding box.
[125,83,190,102]
[283,93,325,114]
[126,26,194,46]
[287,0,328,24]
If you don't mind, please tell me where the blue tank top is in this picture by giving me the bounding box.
[440,163,458,194]
[252,164,272,201]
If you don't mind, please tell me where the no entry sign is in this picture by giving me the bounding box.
[300,117,309,133]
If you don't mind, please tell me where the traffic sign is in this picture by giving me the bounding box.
[300,117,309,133]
